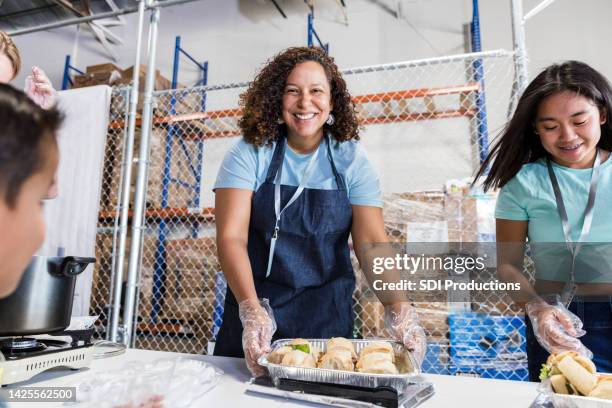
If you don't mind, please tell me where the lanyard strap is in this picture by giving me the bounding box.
[265,137,325,277]
[546,149,601,305]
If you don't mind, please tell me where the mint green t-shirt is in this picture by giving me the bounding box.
[495,157,612,282]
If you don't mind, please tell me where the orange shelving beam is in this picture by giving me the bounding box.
[107,83,480,134]
[99,206,215,221]
[100,83,480,221]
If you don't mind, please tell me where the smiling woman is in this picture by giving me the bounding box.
[212,46,426,377]
[535,90,607,169]
[473,60,612,382]
[238,47,359,148]
[281,60,333,153]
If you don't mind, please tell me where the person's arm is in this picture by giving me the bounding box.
[352,205,426,365]
[215,187,276,376]
[352,205,405,305]
[496,218,538,306]
[215,188,257,303]
[497,219,591,356]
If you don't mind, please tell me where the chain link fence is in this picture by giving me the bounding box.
[91,50,530,380]
[88,86,131,341]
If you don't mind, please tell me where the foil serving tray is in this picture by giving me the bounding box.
[258,338,421,393]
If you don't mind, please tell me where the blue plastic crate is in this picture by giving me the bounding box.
[421,341,450,375]
[448,313,528,381]
[449,313,526,360]
[449,363,529,381]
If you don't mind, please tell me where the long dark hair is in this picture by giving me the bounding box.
[474,61,612,191]
[238,46,359,146]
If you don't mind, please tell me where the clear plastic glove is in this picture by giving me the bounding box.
[525,297,592,358]
[239,298,276,377]
[25,66,57,109]
[384,302,427,367]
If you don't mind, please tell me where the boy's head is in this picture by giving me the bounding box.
[0,83,62,297]
[0,31,20,83]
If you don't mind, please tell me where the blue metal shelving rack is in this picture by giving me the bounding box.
[150,35,209,323]
[61,55,85,90]
[307,6,329,52]
[470,0,490,164]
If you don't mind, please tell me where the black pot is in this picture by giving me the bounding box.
[0,255,95,336]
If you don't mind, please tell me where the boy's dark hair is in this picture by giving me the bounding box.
[474,60,612,191]
[0,84,63,207]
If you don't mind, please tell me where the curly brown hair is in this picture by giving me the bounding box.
[239,47,360,146]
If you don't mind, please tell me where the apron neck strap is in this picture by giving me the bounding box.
[264,126,288,184]
[325,134,347,191]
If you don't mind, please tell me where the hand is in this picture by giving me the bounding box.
[525,297,592,358]
[239,298,276,377]
[114,394,164,408]
[384,302,427,367]
[25,66,57,109]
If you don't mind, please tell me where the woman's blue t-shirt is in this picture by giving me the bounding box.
[214,137,383,208]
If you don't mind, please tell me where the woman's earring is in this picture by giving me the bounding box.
[277,117,284,124]
[326,113,335,126]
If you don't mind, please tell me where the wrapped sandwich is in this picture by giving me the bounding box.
[269,339,318,368]
[356,352,399,374]
[267,346,292,365]
[319,348,354,371]
[356,341,398,374]
[326,337,358,361]
[280,349,317,368]
[318,338,355,371]
[541,352,612,400]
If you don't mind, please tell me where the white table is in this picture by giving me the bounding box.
[5,349,539,407]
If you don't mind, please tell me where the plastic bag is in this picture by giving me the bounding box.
[68,357,223,407]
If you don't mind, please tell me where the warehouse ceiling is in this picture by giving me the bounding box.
[0,0,133,31]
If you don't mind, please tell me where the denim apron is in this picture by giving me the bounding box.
[214,131,355,357]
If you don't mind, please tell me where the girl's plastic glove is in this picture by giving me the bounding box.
[239,298,276,377]
[525,297,592,358]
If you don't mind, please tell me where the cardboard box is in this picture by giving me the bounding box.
[73,70,122,88]
[359,300,387,338]
[115,64,172,92]
[100,126,200,212]
[383,191,445,243]
[445,190,478,242]
[163,237,220,322]
[358,299,450,341]
[86,62,123,74]
[99,122,127,212]
[414,302,449,339]
[144,127,202,209]
[90,232,160,317]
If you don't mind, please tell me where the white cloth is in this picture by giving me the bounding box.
[41,85,112,316]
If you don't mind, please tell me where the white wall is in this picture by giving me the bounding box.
[10,0,612,204]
